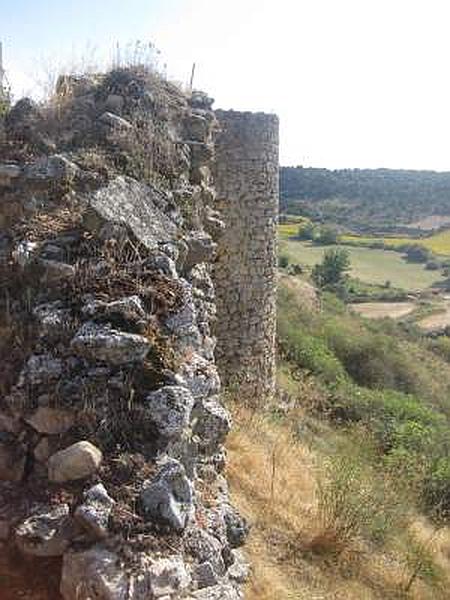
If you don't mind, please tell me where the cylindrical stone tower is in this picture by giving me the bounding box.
[213,110,279,404]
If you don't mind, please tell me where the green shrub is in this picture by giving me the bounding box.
[277,276,450,517]
[429,336,450,363]
[312,248,350,287]
[404,244,432,263]
[278,327,345,384]
[278,254,289,268]
[313,225,340,245]
[426,260,442,271]
[424,457,450,516]
[297,221,316,240]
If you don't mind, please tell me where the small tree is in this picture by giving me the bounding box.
[404,244,432,264]
[278,254,289,269]
[314,226,339,245]
[312,248,351,288]
[298,221,316,241]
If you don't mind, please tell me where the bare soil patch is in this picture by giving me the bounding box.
[418,296,450,332]
[351,302,416,320]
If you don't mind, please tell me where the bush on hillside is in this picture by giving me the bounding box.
[313,226,340,245]
[429,336,450,363]
[297,221,316,240]
[404,244,433,263]
[278,254,289,268]
[277,278,450,516]
[312,248,351,288]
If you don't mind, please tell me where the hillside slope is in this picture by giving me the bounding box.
[280,167,450,231]
[227,276,450,599]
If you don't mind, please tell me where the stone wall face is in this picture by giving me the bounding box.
[0,76,248,600]
[213,110,279,403]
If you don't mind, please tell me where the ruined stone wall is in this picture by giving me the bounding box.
[213,110,279,403]
[0,74,248,600]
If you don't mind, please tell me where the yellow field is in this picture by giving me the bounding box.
[278,217,310,239]
[423,229,450,255]
[341,235,408,248]
[341,230,450,256]
[279,219,450,256]
[278,223,301,238]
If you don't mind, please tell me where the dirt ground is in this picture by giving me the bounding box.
[418,295,450,332]
[0,549,62,600]
[351,302,416,320]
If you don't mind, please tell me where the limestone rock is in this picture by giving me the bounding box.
[71,322,151,365]
[99,111,133,130]
[141,457,194,531]
[83,177,178,251]
[48,441,103,482]
[164,281,200,349]
[193,398,231,451]
[176,354,220,400]
[15,504,72,557]
[222,504,249,549]
[228,550,250,584]
[184,231,216,270]
[24,155,79,182]
[5,98,55,152]
[145,556,190,598]
[60,546,129,600]
[192,584,242,600]
[61,547,190,600]
[0,437,26,481]
[12,240,39,267]
[0,163,22,179]
[145,386,195,439]
[184,114,210,142]
[33,302,72,339]
[18,353,63,386]
[145,252,178,278]
[25,406,75,435]
[75,483,115,539]
[82,295,146,322]
[192,561,219,589]
[190,91,214,110]
[56,73,101,97]
[39,259,76,284]
[204,208,225,240]
[104,94,125,114]
[184,527,226,577]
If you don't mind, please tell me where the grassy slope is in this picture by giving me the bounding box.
[280,240,443,290]
[227,277,450,599]
[228,404,450,600]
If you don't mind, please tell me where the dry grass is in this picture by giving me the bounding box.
[226,398,450,599]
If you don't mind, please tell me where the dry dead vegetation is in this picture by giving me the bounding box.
[226,380,450,600]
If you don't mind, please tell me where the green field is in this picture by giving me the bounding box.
[280,240,445,291]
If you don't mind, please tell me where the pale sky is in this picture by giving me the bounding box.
[3,0,450,170]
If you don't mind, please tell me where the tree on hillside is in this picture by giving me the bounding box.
[314,226,339,245]
[404,244,432,264]
[298,221,316,241]
[312,248,351,287]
